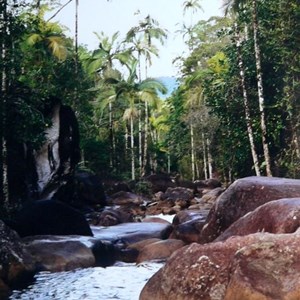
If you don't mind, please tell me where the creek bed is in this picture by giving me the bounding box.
[10,262,163,300]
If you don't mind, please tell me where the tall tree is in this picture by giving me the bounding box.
[234,23,261,176]
[224,0,272,176]
[126,15,167,175]
[0,0,9,205]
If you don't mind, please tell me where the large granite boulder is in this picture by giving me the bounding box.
[200,176,300,243]
[0,220,34,298]
[91,222,173,245]
[216,198,300,242]
[140,231,300,300]
[23,237,95,272]
[8,200,93,237]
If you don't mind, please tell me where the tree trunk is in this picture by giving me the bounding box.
[73,0,79,105]
[235,23,261,176]
[190,124,195,181]
[142,100,149,176]
[252,0,272,176]
[130,115,135,180]
[138,102,142,177]
[109,101,113,169]
[0,0,9,205]
[207,137,213,179]
[202,133,208,180]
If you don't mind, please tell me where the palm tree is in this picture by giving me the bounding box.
[104,59,167,179]
[224,0,272,176]
[125,16,167,175]
[23,16,68,62]
[183,0,203,15]
[126,15,167,79]
[86,31,134,170]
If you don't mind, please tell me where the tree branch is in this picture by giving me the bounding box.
[47,0,74,22]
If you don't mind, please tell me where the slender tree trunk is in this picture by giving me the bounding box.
[125,125,129,160]
[202,133,208,180]
[74,0,79,75]
[167,149,171,174]
[74,0,79,105]
[138,102,142,177]
[207,137,213,178]
[190,124,195,181]
[130,115,135,180]
[142,100,149,176]
[252,0,272,176]
[109,101,113,169]
[0,0,9,205]
[235,23,261,176]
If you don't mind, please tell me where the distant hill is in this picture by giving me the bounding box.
[155,76,179,99]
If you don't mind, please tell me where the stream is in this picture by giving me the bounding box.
[10,261,163,300]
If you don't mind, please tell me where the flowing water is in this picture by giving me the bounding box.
[10,262,163,300]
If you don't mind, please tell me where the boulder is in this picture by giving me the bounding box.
[142,217,171,225]
[145,199,176,216]
[91,222,173,245]
[8,200,93,237]
[23,237,95,272]
[199,187,224,206]
[136,239,186,264]
[200,176,300,243]
[162,187,194,204]
[127,238,162,252]
[74,171,107,206]
[104,181,132,196]
[140,232,300,300]
[144,173,175,193]
[32,103,81,201]
[108,191,144,206]
[171,210,209,244]
[91,240,117,267]
[91,208,134,226]
[216,198,300,242]
[223,235,300,299]
[0,220,34,298]
[172,210,208,226]
[194,178,222,195]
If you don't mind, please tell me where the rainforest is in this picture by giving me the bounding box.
[0,0,299,211]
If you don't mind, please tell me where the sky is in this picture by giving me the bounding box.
[48,0,223,78]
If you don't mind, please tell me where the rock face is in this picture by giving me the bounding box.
[216,198,300,242]
[200,176,300,243]
[140,232,300,300]
[32,103,81,201]
[0,221,34,298]
[8,200,93,237]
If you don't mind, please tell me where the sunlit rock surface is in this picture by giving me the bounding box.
[200,176,300,243]
[140,232,300,300]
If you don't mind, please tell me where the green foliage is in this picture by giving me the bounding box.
[1,0,300,204]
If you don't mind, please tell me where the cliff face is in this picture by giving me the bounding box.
[8,102,80,203]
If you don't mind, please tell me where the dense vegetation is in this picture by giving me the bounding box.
[0,0,299,206]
